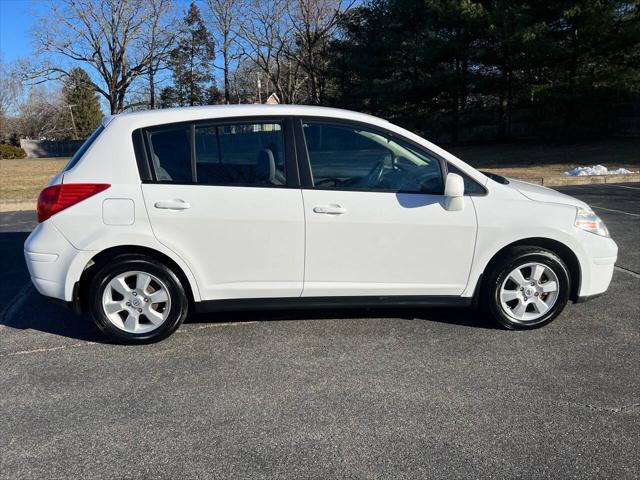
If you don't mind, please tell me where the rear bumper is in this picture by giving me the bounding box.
[49,282,83,314]
[575,292,605,304]
[24,221,92,302]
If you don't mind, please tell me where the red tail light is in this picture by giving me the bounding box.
[37,183,110,222]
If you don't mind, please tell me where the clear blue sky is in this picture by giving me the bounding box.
[0,0,198,64]
[1,0,360,64]
[0,0,45,62]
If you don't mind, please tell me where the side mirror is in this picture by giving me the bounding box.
[444,173,465,211]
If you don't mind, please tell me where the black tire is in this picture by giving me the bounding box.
[88,254,189,343]
[482,246,571,330]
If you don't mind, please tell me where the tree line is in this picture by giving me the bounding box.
[328,0,639,141]
[1,0,637,144]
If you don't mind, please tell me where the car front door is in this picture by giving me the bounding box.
[140,118,305,300]
[298,120,477,298]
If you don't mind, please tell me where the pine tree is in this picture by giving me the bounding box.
[159,86,180,108]
[168,2,216,106]
[61,67,103,139]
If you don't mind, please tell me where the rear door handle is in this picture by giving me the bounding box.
[154,200,191,210]
[313,204,346,215]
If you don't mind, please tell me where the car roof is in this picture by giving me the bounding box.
[96,104,489,188]
[105,104,389,130]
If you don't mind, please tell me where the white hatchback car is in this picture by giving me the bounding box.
[25,105,617,343]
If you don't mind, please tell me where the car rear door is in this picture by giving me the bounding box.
[297,119,478,298]
[139,117,305,301]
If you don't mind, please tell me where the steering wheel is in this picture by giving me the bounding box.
[364,161,385,187]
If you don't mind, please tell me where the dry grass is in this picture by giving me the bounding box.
[1,158,68,211]
[450,139,639,183]
[481,163,639,181]
[0,139,638,212]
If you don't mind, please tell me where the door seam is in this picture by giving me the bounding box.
[299,188,307,298]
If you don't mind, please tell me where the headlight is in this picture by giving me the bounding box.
[575,207,609,237]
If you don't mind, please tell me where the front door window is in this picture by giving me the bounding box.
[303,122,444,194]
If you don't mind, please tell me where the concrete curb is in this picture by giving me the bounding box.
[523,174,640,187]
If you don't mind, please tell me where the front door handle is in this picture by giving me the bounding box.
[154,200,191,210]
[313,204,346,215]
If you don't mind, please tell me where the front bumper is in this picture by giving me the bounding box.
[575,230,618,299]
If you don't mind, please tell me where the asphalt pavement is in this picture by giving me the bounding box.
[0,183,638,479]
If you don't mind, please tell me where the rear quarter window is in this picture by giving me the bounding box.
[63,125,104,172]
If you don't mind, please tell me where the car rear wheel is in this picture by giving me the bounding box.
[483,247,571,329]
[89,255,188,343]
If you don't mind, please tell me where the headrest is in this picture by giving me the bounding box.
[255,149,275,183]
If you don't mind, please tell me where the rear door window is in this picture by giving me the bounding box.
[144,121,286,186]
[195,123,286,186]
[146,127,192,182]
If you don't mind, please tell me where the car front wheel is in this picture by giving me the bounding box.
[484,247,571,329]
[88,255,189,343]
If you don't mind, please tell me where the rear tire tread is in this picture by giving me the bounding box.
[88,255,188,344]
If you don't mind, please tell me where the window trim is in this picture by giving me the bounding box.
[133,116,300,189]
[446,163,488,196]
[295,117,449,196]
[132,129,152,181]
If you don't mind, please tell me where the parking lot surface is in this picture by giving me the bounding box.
[1,183,638,479]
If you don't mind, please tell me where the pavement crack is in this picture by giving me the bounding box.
[557,401,640,414]
[0,342,95,358]
[615,265,640,278]
[178,321,257,332]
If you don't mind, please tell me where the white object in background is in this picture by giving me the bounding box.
[564,165,635,176]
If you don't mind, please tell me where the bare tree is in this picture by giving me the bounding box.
[0,59,22,143]
[287,0,353,104]
[240,0,306,104]
[17,86,67,139]
[0,59,21,115]
[206,0,246,104]
[228,57,263,103]
[30,0,174,114]
[141,0,177,109]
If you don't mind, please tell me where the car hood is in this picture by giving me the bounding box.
[506,178,588,209]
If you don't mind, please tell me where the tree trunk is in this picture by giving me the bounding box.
[498,64,507,140]
[223,48,230,104]
[506,68,512,138]
[451,57,460,144]
[149,70,156,109]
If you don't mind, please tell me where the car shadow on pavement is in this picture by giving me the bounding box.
[1,227,496,344]
[190,306,498,330]
[0,229,106,342]
[0,291,106,343]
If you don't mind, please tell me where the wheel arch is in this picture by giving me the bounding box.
[76,245,198,312]
[479,237,581,302]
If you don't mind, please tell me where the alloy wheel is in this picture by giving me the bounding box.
[101,270,172,334]
[499,262,560,323]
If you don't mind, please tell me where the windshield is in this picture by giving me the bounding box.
[63,125,104,172]
[357,130,430,166]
